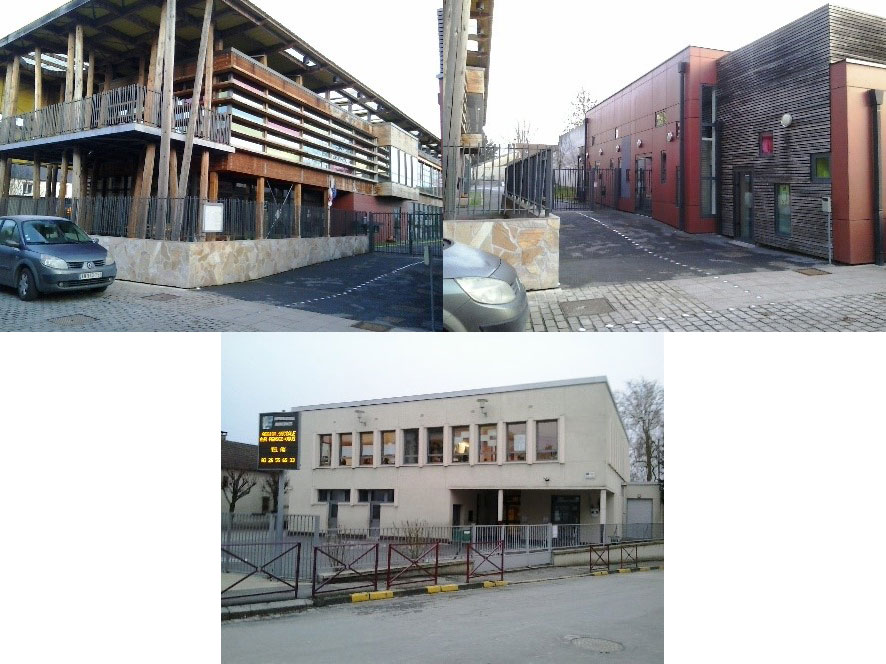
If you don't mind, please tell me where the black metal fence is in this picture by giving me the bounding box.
[369,211,442,258]
[634,167,653,216]
[553,167,593,210]
[446,144,553,218]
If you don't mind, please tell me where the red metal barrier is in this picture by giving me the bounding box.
[312,543,379,598]
[221,541,300,600]
[589,543,609,572]
[386,542,440,589]
[466,540,504,583]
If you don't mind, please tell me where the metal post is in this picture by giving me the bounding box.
[275,471,285,542]
[870,89,884,266]
[828,208,833,265]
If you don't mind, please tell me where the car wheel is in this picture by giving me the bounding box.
[17,267,39,301]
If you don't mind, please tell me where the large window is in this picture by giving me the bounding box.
[403,429,419,464]
[775,184,791,236]
[811,153,831,182]
[359,432,374,466]
[655,110,668,128]
[382,430,396,465]
[358,489,394,503]
[506,422,527,462]
[700,85,718,217]
[339,433,352,467]
[319,434,331,467]
[427,427,444,464]
[536,420,559,461]
[452,426,470,463]
[318,489,350,503]
[479,424,497,463]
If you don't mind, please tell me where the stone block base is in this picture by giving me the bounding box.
[443,216,560,290]
[96,235,369,288]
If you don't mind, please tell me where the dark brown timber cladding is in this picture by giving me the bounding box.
[716,6,832,256]
[829,6,886,64]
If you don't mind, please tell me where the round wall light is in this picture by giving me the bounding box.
[599,148,603,155]
[636,139,643,148]
[615,144,621,152]
[780,113,793,128]
[666,131,674,142]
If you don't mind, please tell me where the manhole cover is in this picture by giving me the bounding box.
[142,293,180,301]
[559,298,614,317]
[352,321,392,332]
[795,268,831,276]
[47,314,97,326]
[567,637,624,653]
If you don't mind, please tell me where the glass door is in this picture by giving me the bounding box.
[734,171,753,241]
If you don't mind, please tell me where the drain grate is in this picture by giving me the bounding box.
[795,268,831,276]
[47,314,98,326]
[352,321,392,332]
[142,293,180,302]
[559,298,615,317]
[566,636,624,653]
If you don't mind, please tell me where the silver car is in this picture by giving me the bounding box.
[443,239,529,332]
[0,216,117,301]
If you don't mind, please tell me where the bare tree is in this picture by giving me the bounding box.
[222,469,257,513]
[615,378,664,483]
[261,473,291,513]
[512,120,537,145]
[564,87,597,132]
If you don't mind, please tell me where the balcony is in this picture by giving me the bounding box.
[0,84,231,151]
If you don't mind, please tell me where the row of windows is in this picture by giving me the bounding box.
[386,147,442,192]
[317,420,559,468]
[317,489,394,503]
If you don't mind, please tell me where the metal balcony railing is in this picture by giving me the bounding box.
[0,84,231,146]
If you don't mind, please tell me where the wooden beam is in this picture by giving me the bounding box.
[57,150,69,215]
[65,31,74,102]
[172,0,213,239]
[154,0,176,240]
[204,22,214,110]
[293,182,301,237]
[86,51,95,97]
[255,175,265,238]
[33,48,42,110]
[32,153,40,200]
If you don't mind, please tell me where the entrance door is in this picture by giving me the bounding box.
[550,495,580,524]
[452,504,462,526]
[369,503,381,536]
[734,171,754,241]
[504,492,521,524]
[327,502,338,530]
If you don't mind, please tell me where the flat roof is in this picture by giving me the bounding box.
[0,0,440,154]
[291,376,611,413]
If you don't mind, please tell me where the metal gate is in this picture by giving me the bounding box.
[553,168,594,210]
[369,211,442,257]
[634,161,653,216]
[593,168,621,209]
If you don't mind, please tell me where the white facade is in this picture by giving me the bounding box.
[282,377,631,531]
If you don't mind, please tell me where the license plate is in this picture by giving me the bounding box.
[79,272,102,280]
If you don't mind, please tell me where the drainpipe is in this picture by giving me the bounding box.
[678,61,688,232]
[870,89,884,266]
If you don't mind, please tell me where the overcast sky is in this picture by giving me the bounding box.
[3,0,442,135]
[484,0,886,145]
[221,333,664,444]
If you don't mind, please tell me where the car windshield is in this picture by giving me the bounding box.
[21,219,92,245]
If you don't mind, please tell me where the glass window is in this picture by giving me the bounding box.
[775,184,791,236]
[655,110,667,127]
[339,433,352,467]
[700,86,718,217]
[478,424,497,463]
[358,489,394,503]
[452,426,470,463]
[360,432,374,466]
[319,434,331,467]
[0,220,17,245]
[319,489,350,503]
[811,153,831,182]
[390,147,400,184]
[427,427,443,464]
[382,430,396,465]
[506,422,527,462]
[403,428,419,464]
[536,420,558,461]
[660,151,667,184]
[760,131,774,156]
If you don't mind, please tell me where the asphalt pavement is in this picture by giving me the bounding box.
[221,570,663,664]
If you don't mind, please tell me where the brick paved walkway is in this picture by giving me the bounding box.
[528,209,886,331]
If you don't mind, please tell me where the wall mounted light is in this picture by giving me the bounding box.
[780,113,793,128]
[666,131,674,142]
[477,398,488,417]
[354,409,367,426]
[615,144,621,152]
[636,139,643,148]
[598,148,603,155]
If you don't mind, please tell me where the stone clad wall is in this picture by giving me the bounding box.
[97,235,369,288]
[443,216,560,290]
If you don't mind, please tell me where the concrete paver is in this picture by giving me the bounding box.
[530,208,886,332]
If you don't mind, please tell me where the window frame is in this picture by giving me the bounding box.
[660,151,667,184]
[478,423,498,463]
[427,426,444,464]
[759,131,774,157]
[699,84,718,218]
[381,430,396,465]
[319,434,331,467]
[451,425,470,463]
[535,419,559,462]
[810,152,831,183]
[505,421,527,463]
[359,431,374,466]
[774,183,792,237]
[338,433,353,467]
[402,428,419,465]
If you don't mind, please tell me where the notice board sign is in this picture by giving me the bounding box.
[258,412,299,469]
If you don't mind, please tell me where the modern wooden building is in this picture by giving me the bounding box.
[0,0,442,245]
[583,4,886,265]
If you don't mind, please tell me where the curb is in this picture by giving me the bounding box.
[223,566,663,620]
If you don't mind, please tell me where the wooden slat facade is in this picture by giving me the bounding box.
[717,5,886,259]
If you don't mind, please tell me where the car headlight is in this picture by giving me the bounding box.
[39,254,68,270]
[455,277,516,305]
[104,251,115,266]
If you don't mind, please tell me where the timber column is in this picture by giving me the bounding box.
[154,0,176,240]
[255,177,266,239]
[0,55,21,211]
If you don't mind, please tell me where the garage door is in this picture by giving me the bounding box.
[625,498,653,540]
